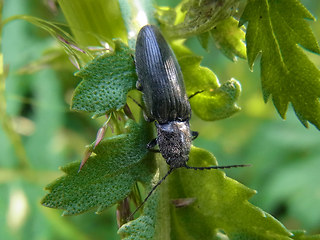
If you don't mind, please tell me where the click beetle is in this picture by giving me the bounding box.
[130,25,247,217]
[135,24,196,169]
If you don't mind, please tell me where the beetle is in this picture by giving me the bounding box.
[130,25,247,217]
[135,24,196,169]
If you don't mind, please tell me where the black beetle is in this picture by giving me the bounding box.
[130,25,247,217]
[135,24,196,169]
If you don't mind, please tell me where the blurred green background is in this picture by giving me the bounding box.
[1,0,320,239]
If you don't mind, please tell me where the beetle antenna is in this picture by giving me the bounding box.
[127,167,174,221]
[185,164,250,170]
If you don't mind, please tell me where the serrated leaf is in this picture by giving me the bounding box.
[161,0,240,39]
[179,56,241,121]
[118,178,159,239]
[41,120,153,215]
[155,6,177,26]
[169,146,293,239]
[291,230,320,240]
[197,31,210,51]
[118,156,172,239]
[119,215,155,239]
[71,39,137,117]
[240,0,320,129]
[210,17,247,61]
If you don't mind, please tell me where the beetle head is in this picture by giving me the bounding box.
[156,121,192,168]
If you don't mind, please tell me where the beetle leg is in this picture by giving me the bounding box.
[136,80,143,91]
[188,90,205,99]
[148,149,160,153]
[143,112,154,122]
[131,54,135,62]
[147,138,160,152]
[128,96,154,122]
[147,138,157,148]
[191,131,199,140]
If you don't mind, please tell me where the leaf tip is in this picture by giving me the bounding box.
[262,88,270,103]
[294,107,310,129]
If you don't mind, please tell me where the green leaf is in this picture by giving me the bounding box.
[118,175,160,239]
[118,157,172,240]
[210,17,247,61]
[118,0,157,48]
[3,15,89,65]
[160,0,240,39]
[291,230,320,240]
[58,0,127,47]
[41,120,153,215]
[169,146,293,239]
[71,39,137,117]
[240,0,320,129]
[224,114,320,234]
[119,215,156,239]
[196,31,210,51]
[179,55,241,121]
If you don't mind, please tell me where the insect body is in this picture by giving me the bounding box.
[131,25,246,217]
[135,24,196,169]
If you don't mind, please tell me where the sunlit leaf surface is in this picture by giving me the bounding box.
[240,0,320,129]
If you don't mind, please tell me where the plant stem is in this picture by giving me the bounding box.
[118,0,157,48]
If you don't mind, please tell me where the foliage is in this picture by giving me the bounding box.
[41,120,152,215]
[71,40,137,117]
[180,55,241,121]
[240,0,320,129]
[1,0,320,239]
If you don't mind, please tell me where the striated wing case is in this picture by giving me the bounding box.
[135,25,191,124]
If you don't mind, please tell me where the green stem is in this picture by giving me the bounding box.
[118,0,156,48]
